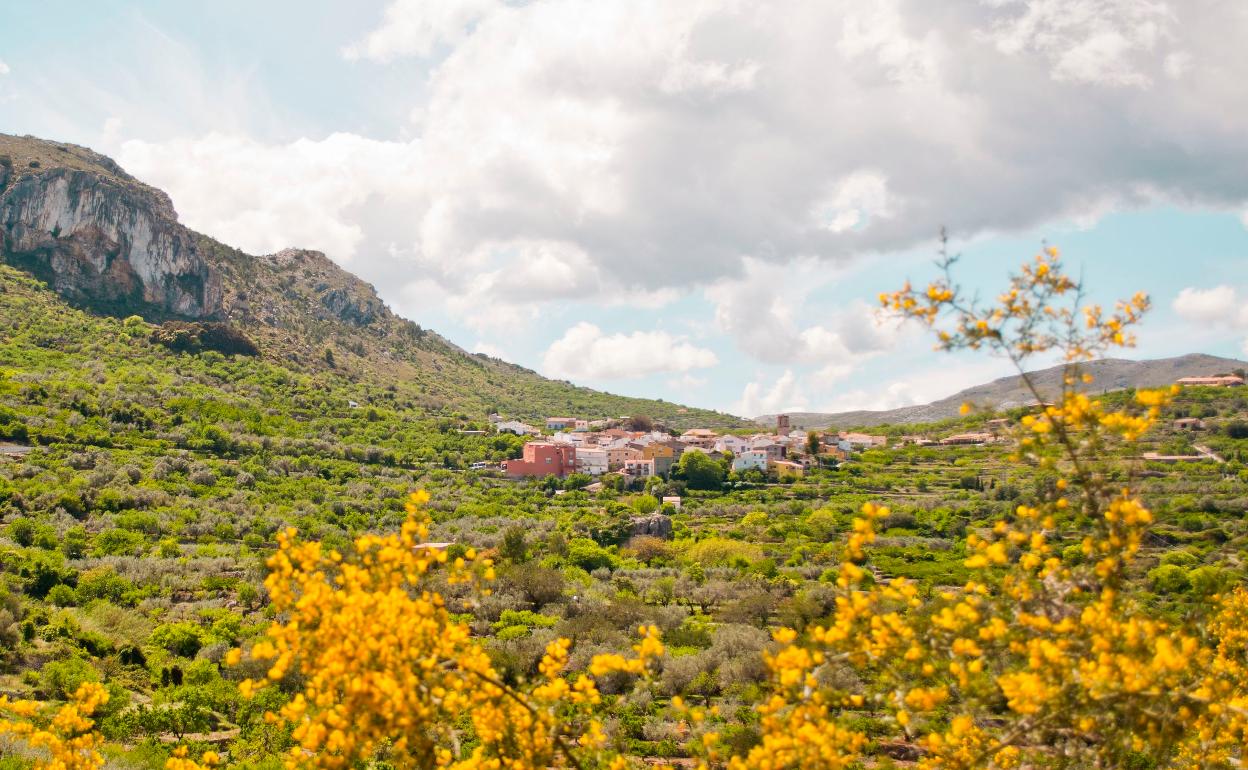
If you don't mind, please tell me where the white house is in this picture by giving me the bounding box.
[680,428,719,449]
[496,420,539,436]
[715,435,750,454]
[575,447,609,476]
[550,432,588,447]
[732,449,769,472]
[624,458,657,477]
[749,438,786,461]
[839,432,887,449]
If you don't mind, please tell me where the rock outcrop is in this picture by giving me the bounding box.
[256,248,388,328]
[0,136,221,318]
[630,514,673,540]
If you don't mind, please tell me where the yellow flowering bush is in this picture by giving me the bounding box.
[701,247,1248,769]
[0,682,110,770]
[224,489,663,770]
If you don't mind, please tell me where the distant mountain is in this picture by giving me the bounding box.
[0,133,747,429]
[757,354,1248,430]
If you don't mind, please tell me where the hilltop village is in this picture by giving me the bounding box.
[491,374,1246,483]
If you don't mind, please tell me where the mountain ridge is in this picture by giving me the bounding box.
[757,353,1248,429]
[0,133,747,429]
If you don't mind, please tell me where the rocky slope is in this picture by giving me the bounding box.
[0,135,220,317]
[0,133,746,429]
[759,354,1248,429]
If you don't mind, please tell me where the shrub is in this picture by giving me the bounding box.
[684,537,762,567]
[502,564,565,607]
[805,508,839,542]
[6,518,34,547]
[1225,420,1248,439]
[151,321,259,356]
[93,528,145,556]
[1188,565,1233,597]
[1160,550,1200,567]
[40,656,100,699]
[566,538,616,572]
[493,609,559,631]
[625,535,671,564]
[150,622,204,658]
[1147,564,1190,594]
[46,583,78,607]
[77,569,138,604]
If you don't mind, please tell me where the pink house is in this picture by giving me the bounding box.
[503,442,577,478]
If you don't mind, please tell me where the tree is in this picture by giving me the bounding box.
[804,508,839,542]
[632,494,659,514]
[625,414,654,432]
[6,518,34,547]
[499,526,528,563]
[805,431,821,457]
[678,450,724,490]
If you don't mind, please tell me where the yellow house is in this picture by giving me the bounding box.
[769,459,805,477]
[642,443,674,460]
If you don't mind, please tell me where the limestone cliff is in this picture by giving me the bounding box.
[0,135,221,318]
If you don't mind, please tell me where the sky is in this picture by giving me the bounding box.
[2,0,1247,417]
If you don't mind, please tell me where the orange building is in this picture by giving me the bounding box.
[503,442,576,478]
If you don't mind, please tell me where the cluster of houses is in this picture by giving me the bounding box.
[492,414,834,479]
[1175,375,1244,387]
[487,371,1245,481]
[492,413,929,480]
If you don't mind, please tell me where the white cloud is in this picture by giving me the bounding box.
[101,117,124,144]
[667,373,709,391]
[68,0,1248,362]
[1172,285,1248,327]
[0,60,10,76]
[542,322,718,380]
[471,341,508,359]
[815,359,1014,413]
[342,0,501,61]
[979,0,1174,87]
[812,170,897,233]
[706,258,901,366]
[734,370,808,417]
[1173,285,1248,356]
[117,133,420,261]
[731,349,1013,418]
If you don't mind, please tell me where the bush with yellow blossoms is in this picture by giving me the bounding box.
[701,246,1248,769]
[220,488,665,770]
[0,682,110,770]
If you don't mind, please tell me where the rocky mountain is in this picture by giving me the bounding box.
[0,135,220,317]
[758,353,1248,429]
[0,133,747,429]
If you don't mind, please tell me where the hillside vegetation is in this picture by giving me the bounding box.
[1,249,1248,767]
